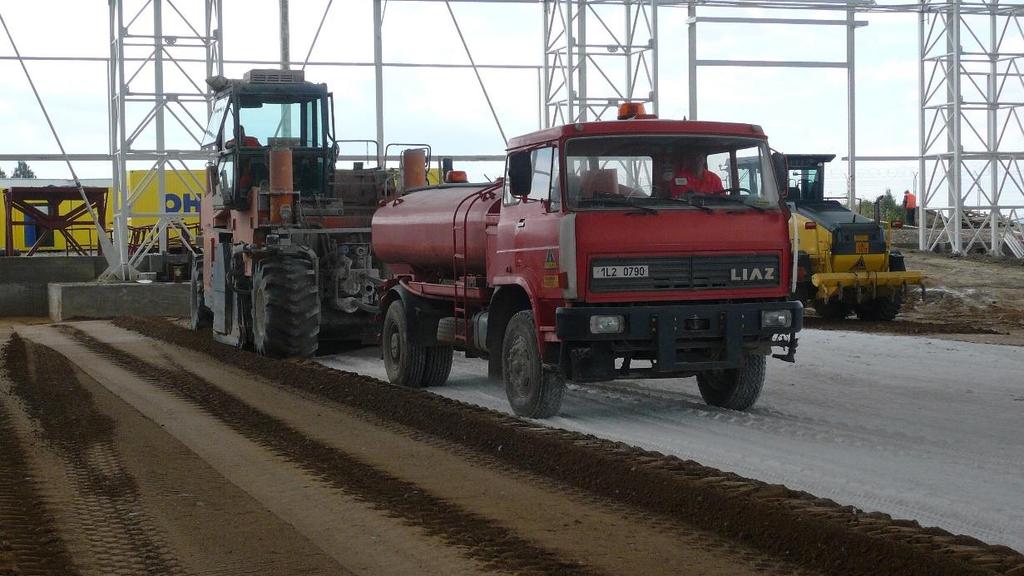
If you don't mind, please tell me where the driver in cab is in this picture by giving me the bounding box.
[667,151,724,197]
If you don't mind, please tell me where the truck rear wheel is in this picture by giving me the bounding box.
[251,256,320,358]
[696,353,765,411]
[502,310,565,419]
[382,301,427,387]
[189,257,211,331]
[421,346,454,387]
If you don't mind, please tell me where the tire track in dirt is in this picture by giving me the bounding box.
[111,316,1024,576]
[61,326,594,576]
[0,352,79,576]
[2,334,185,576]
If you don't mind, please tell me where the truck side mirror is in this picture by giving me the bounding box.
[771,151,788,196]
[508,152,532,198]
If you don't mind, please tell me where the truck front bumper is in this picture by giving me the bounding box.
[554,300,803,380]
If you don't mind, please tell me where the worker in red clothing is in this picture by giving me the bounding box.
[668,151,724,198]
[902,189,917,226]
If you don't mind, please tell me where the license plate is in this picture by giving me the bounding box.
[593,265,649,279]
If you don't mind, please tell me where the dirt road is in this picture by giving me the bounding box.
[805,250,1024,345]
[2,319,1022,576]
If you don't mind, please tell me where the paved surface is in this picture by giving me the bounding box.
[319,328,1024,552]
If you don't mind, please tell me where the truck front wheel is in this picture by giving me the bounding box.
[696,353,766,411]
[502,310,565,419]
[251,256,320,358]
[382,301,427,387]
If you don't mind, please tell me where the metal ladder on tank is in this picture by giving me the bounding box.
[451,192,483,345]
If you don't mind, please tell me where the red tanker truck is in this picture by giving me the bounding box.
[373,103,803,418]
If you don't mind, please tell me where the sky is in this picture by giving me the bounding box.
[0,0,1009,203]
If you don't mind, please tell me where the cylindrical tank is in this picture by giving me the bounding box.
[372,184,501,278]
[401,149,427,191]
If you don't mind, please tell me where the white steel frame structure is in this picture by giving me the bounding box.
[106,0,223,280]
[918,1,1024,257]
[543,0,659,126]
[5,0,1024,270]
[685,2,870,209]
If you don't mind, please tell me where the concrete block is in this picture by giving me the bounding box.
[0,256,105,283]
[48,282,189,322]
[0,283,47,316]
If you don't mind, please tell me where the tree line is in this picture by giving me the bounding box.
[0,161,37,179]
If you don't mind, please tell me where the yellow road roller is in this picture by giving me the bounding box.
[784,154,923,320]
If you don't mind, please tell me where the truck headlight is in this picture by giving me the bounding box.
[590,315,624,334]
[761,310,792,329]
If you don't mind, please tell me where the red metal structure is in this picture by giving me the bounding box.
[3,186,107,256]
[374,109,803,418]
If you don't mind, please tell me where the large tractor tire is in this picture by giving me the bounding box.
[696,353,766,411]
[189,257,212,331]
[502,310,565,419]
[421,346,454,387]
[855,297,901,321]
[813,298,850,321]
[382,301,427,387]
[251,256,320,358]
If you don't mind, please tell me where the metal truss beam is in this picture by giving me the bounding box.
[107,0,223,280]
[918,1,1024,257]
[543,0,659,126]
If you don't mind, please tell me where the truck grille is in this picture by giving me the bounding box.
[589,255,780,292]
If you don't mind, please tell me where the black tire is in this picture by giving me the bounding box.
[813,298,850,320]
[696,353,766,411]
[421,346,454,387]
[382,301,427,387]
[251,256,320,358]
[189,258,211,331]
[855,297,901,321]
[502,310,565,419]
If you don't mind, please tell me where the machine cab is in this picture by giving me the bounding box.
[201,69,335,211]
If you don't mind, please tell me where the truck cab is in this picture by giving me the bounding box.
[496,112,801,407]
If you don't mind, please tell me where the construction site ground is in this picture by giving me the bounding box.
[806,249,1024,346]
[0,250,1022,575]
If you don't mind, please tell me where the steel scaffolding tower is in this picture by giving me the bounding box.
[918,1,1024,257]
[8,0,1023,264]
[106,0,223,279]
[543,0,659,126]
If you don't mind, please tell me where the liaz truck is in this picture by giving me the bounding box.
[372,104,803,417]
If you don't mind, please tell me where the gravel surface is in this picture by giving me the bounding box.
[318,328,1024,554]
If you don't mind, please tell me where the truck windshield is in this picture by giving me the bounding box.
[564,136,779,211]
[237,95,323,148]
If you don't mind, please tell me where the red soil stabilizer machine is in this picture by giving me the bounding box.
[373,103,803,418]
[191,69,390,355]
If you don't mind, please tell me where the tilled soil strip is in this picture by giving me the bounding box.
[0,346,79,576]
[114,316,1024,576]
[62,326,593,576]
[2,335,184,576]
[803,317,1005,336]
